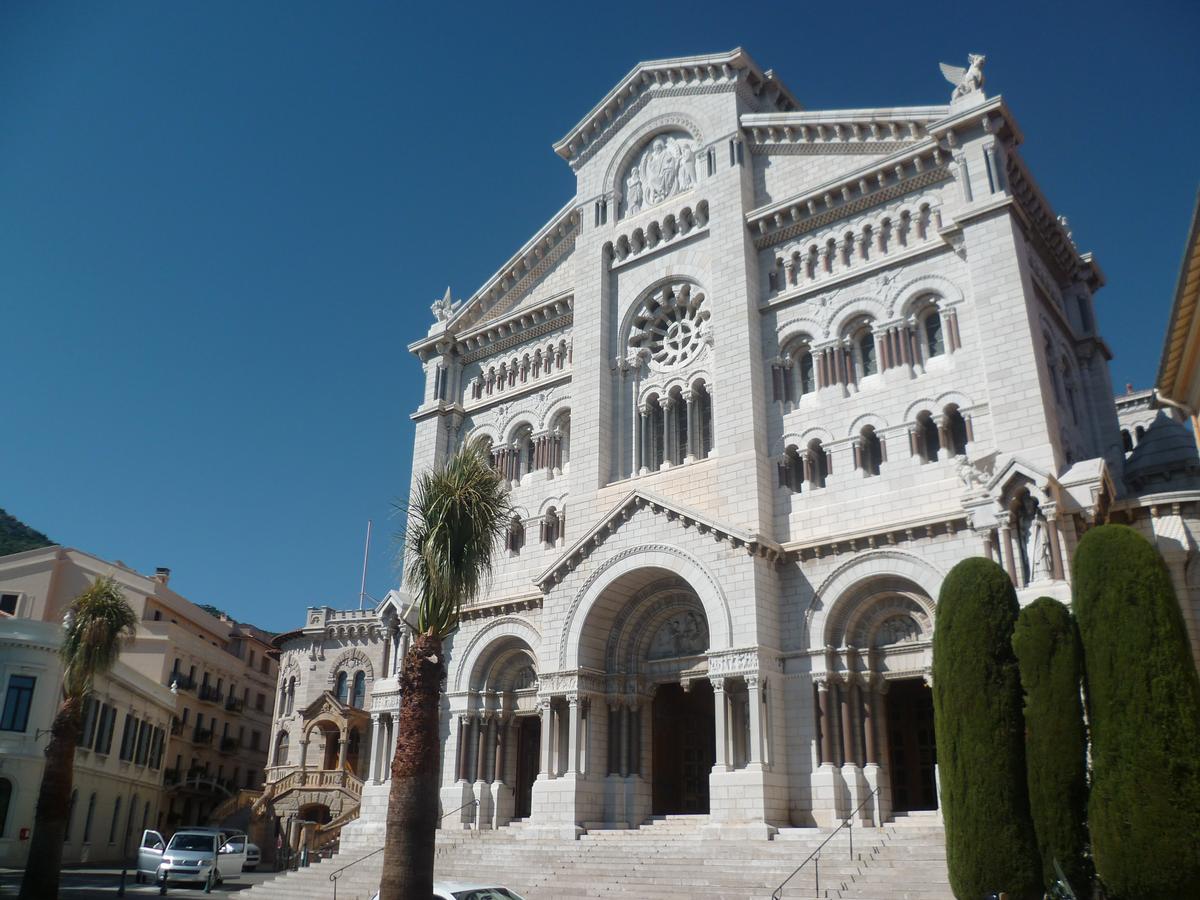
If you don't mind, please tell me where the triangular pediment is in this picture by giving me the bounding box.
[301,690,356,723]
[536,489,785,590]
[553,48,798,171]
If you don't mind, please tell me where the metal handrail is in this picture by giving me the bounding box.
[770,787,880,900]
[328,799,479,900]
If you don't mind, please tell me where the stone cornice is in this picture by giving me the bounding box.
[459,591,543,623]
[784,509,970,562]
[408,202,580,358]
[553,48,798,169]
[536,489,785,590]
[741,105,947,156]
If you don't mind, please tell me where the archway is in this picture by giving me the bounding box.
[576,566,715,823]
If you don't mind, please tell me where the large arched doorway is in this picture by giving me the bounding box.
[819,573,938,821]
[576,567,715,824]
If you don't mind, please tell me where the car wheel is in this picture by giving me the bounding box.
[134,872,143,885]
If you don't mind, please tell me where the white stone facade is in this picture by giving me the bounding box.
[358,48,1200,839]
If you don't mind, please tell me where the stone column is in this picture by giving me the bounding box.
[369,714,382,784]
[337,728,348,770]
[638,405,651,475]
[538,701,553,779]
[619,703,631,778]
[839,682,854,767]
[662,394,676,467]
[816,680,834,765]
[455,717,468,782]
[684,389,697,463]
[475,716,489,784]
[566,695,581,775]
[1047,512,1065,581]
[1000,524,1019,586]
[711,678,729,771]
[936,415,951,461]
[493,716,506,784]
[746,677,764,768]
[862,681,877,765]
[846,679,862,767]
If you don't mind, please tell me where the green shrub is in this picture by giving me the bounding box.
[1073,524,1200,899]
[933,557,1041,900]
[1012,596,1091,891]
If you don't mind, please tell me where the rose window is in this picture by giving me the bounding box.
[629,282,709,372]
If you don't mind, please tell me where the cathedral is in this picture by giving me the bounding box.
[326,48,1200,843]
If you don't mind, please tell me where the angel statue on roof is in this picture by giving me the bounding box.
[939,53,986,101]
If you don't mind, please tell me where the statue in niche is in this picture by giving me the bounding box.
[624,132,698,216]
[647,610,708,659]
[874,616,921,647]
[1016,493,1053,583]
[513,666,537,691]
[939,54,986,101]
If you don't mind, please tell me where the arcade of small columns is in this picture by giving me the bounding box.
[365,710,399,784]
[623,382,713,476]
[811,670,894,770]
[490,428,568,484]
[446,671,774,820]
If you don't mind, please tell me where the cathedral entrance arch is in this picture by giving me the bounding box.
[574,565,716,823]
[817,570,938,821]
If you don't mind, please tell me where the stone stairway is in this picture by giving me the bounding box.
[245,815,952,900]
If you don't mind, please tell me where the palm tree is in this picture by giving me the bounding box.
[378,441,510,900]
[19,576,138,900]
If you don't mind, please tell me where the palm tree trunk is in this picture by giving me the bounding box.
[378,632,444,900]
[19,696,83,900]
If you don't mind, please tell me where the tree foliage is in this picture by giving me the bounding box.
[1073,524,1200,899]
[1012,596,1091,891]
[932,556,1042,900]
[20,577,137,900]
[0,507,53,557]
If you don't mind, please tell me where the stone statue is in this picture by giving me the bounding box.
[648,609,708,659]
[625,165,643,216]
[1016,493,1054,583]
[939,54,986,101]
[431,286,459,323]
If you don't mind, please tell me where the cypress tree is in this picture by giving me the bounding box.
[1012,596,1091,892]
[1073,524,1200,899]
[932,557,1041,900]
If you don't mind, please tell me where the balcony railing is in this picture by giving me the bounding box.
[170,718,184,736]
[198,685,223,704]
[169,673,197,692]
[225,696,244,713]
[193,727,214,745]
[220,736,238,753]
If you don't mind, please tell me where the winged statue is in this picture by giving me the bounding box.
[939,54,986,101]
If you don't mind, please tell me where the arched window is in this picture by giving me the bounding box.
[82,793,97,843]
[541,508,561,546]
[1121,429,1133,453]
[808,439,828,488]
[798,350,816,395]
[860,426,883,476]
[1135,425,1146,444]
[916,411,940,463]
[944,405,969,456]
[512,425,535,481]
[286,677,296,716]
[0,779,13,838]
[694,382,713,460]
[351,671,366,708]
[646,395,665,472]
[275,731,290,766]
[551,411,571,471]
[108,796,122,844]
[856,328,878,378]
[65,788,79,842]
[506,515,526,554]
[278,684,287,715]
[669,388,688,465]
[335,671,349,704]
[779,446,804,493]
[923,309,945,358]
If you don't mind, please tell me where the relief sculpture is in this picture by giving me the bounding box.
[647,610,709,659]
[624,132,698,217]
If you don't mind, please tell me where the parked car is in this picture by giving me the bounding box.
[372,883,526,900]
[136,827,248,887]
[244,841,261,870]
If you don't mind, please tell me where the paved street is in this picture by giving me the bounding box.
[0,867,278,899]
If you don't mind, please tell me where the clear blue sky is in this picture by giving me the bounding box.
[2,1,1196,632]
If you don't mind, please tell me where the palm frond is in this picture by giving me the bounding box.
[398,441,511,640]
[60,576,138,699]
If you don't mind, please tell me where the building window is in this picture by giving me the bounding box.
[541,507,561,547]
[855,327,878,378]
[923,310,945,358]
[250,730,261,751]
[65,789,78,842]
[1,675,36,732]
[275,731,290,766]
[944,405,969,456]
[335,672,349,704]
[119,714,137,761]
[916,411,941,463]
[80,696,99,749]
[860,426,883,476]
[0,593,18,616]
[108,796,122,844]
[0,779,12,838]
[798,351,816,396]
[256,692,265,712]
[808,439,829,488]
[351,671,366,708]
[135,721,151,766]
[779,446,805,493]
[82,793,97,843]
[506,515,526,554]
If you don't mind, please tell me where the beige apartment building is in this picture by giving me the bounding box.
[0,545,277,831]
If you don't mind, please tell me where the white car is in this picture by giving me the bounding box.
[136,827,247,887]
[373,882,526,900]
[245,841,261,871]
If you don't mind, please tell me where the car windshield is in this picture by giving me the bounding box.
[453,891,525,900]
[167,834,215,852]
